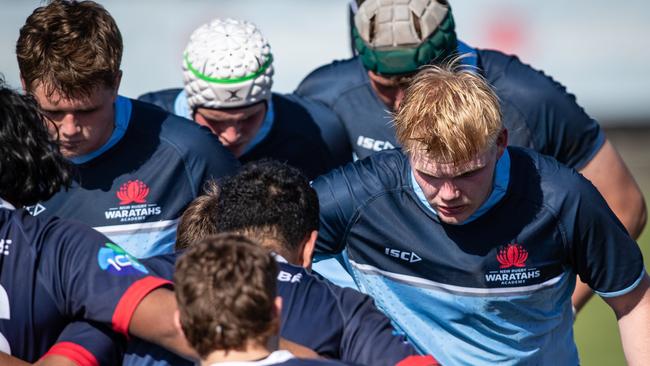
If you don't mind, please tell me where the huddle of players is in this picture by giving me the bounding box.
[0,0,648,365]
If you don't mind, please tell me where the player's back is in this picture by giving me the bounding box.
[126,253,417,366]
[0,207,166,362]
[0,208,64,359]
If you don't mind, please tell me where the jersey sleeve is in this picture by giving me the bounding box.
[41,321,125,366]
[41,219,173,336]
[563,171,645,296]
[332,284,419,365]
[496,53,605,170]
[313,168,359,254]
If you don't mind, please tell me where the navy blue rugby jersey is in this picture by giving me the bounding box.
[312,147,645,365]
[123,253,417,366]
[296,43,604,169]
[0,208,170,363]
[27,97,239,258]
[139,89,352,180]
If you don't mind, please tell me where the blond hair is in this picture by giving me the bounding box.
[393,61,502,164]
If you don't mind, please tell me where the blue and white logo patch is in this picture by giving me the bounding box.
[97,242,149,275]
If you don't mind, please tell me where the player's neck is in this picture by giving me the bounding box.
[202,341,273,365]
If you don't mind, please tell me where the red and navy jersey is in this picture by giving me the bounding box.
[138,90,351,180]
[124,253,417,366]
[28,98,239,258]
[312,147,644,365]
[296,45,604,170]
[0,208,170,363]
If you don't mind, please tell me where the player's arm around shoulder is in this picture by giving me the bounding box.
[603,272,650,366]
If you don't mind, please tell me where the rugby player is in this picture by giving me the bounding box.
[139,18,350,180]
[296,0,646,311]
[174,234,353,366]
[125,161,431,366]
[16,0,239,259]
[310,63,650,365]
[0,82,193,364]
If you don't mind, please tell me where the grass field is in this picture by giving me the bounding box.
[574,127,650,365]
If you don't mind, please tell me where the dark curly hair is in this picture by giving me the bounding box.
[216,160,319,256]
[0,81,72,206]
[174,233,278,358]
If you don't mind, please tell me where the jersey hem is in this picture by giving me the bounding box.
[42,342,99,366]
[573,128,606,171]
[112,276,173,336]
[596,268,646,298]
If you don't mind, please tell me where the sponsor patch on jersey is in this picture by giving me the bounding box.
[485,243,540,286]
[97,242,149,275]
[104,180,162,223]
[356,135,395,152]
[25,203,47,216]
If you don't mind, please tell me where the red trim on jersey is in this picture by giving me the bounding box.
[42,342,98,366]
[396,355,441,366]
[112,276,172,336]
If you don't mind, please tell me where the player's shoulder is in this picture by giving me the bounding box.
[315,149,409,196]
[1,208,110,262]
[296,57,368,103]
[129,98,237,166]
[508,147,587,204]
[137,88,183,113]
[478,49,573,104]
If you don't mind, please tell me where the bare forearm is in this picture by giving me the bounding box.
[0,353,30,366]
[129,288,198,360]
[606,275,650,365]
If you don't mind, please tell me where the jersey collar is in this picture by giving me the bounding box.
[207,350,294,366]
[0,197,16,210]
[70,95,132,165]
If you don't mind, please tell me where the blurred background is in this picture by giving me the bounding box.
[2,1,649,364]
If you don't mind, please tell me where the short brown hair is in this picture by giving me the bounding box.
[174,233,279,358]
[175,181,220,251]
[393,61,502,164]
[16,0,123,99]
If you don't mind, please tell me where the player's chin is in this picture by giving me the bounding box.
[437,210,472,225]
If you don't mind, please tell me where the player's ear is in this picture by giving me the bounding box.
[274,296,283,319]
[173,309,185,338]
[111,70,123,98]
[496,128,509,158]
[299,230,318,270]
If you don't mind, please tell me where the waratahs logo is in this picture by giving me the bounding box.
[117,180,150,205]
[496,243,528,268]
[97,242,149,275]
[105,179,161,222]
[485,243,540,286]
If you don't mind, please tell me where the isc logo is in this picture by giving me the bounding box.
[384,248,422,263]
[356,136,395,152]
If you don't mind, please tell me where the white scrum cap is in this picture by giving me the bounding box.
[183,18,274,109]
